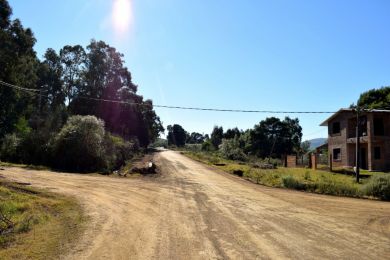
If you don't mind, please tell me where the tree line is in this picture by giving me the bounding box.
[167,116,304,161]
[0,0,163,172]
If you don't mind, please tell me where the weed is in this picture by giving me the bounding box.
[304,171,311,180]
[362,174,390,200]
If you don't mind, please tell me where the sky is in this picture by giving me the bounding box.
[8,0,390,140]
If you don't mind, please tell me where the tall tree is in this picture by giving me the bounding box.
[0,0,38,137]
[187,132,205,144]
[248,117,302,158]
[69,40,163,146]
[210,126,224,149]
[38,48,65,110]
[60,45,86,104]
[224,127,241,139]
[167,124,187,147]
[356,86,390,109]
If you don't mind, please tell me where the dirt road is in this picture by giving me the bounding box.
[2,150,390,259]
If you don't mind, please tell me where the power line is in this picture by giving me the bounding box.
[1,80,338,114]
[0,80,43,92]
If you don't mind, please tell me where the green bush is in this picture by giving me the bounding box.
[314,181,359,197]
[219,138,247,161]
[51,115,108,172]
[282,176,305,190]
[0,134,21,162]
[104,134,138,171]
[362,174,390,200]
[201,140,213,151]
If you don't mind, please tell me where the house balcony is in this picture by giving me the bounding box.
[347,136,369,144]
[347,135,390,144]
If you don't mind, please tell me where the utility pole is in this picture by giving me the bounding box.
[355,106,360,183]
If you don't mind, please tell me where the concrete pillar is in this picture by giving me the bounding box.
[286,155,297,168]
[311,153,318,170]
[367,113,373,171]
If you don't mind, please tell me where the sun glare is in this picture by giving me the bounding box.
[112,0,132,34]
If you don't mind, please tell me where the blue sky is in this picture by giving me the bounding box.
[9,0,390,140]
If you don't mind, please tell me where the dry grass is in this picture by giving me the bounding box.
[0,179,86,259]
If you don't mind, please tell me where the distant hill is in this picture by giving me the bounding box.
[307,138,327,150]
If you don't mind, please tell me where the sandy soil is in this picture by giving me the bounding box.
[2,150,390,259]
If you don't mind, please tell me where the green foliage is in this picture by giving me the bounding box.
[167,124,187,147]
[182,150,385,199]
[210,126,223,149]
[248,117,302,158]
[219,137,247,161]
[304,171,311,180]
[201,140,214,151]
[149,138,168,148]
[223,127,241,139]
[50,115,136,172]
[362,174,390,200]
[184,144,202,152]
[0,134,20,162]
[0,0,163,172]
[356,86,390,109]
[14,117,31,138]
[0,0,39,138]
[186,132,205,144]
[51,115,107,172]
[104,133,138,171]
[282,176,305,190]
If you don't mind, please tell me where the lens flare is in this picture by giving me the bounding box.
[112,0,132,34]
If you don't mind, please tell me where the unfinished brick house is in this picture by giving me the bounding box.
[320,109,390,171]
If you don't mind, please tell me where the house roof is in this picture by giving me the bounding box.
[314,142,328,151]
[320,108,390,126]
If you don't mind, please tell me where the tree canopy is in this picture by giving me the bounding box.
[356,86,390,110]
[0,0,163,172]
[167,124,187,147]
[0,0,163,148]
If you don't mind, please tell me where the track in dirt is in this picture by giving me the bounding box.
[2,150,390,259]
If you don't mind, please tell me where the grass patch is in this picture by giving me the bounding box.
[181,151,389,200]
[0,179,85,259]
[0,161,49,171]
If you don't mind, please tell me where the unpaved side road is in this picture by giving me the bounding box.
[2,150,390,259]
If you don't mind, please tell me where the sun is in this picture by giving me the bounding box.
[112,0,132,33]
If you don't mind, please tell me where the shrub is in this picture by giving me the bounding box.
[362,174,390,200]
[282,175,305,190]
[18,130,52,165]
[51,115,107,172]
[304,171,311,180]
[184,144,202,152]
[314,181,359,197]
[201,140,213,151]
[219,138,247,161]
[104,134,138,171]
[0,134,21,162]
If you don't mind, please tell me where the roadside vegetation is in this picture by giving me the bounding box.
[163,87,390,201]
[0,179,85,259]
[0,0,163,173]
[182,150,390,200]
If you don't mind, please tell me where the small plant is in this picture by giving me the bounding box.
[219,138,247,161]
[304,171,311,180]
[0,209,14,235]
